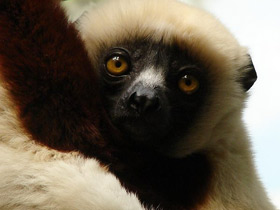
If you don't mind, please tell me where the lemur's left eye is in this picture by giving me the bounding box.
[178,75,200,94]
[106,55,129,76]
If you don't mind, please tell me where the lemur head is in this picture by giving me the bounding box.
[79,0,256,156]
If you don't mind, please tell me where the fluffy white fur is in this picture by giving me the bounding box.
[78,0,276,209]
[0,83,144,209]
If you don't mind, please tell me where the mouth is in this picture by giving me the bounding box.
[114,116,171,145]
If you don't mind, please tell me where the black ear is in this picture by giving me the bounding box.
[240,55,257,91]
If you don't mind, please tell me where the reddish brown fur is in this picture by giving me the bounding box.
[0,1,212,209]
[0,0,116,160]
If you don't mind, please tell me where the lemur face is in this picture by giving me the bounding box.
[98,40,208,147]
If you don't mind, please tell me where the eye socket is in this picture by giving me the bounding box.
[106,55,129,76]
[178,75,200,94]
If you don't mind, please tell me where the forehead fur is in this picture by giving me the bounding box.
[79,0,249,76]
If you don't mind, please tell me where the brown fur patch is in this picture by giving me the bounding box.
[0,0,116,160]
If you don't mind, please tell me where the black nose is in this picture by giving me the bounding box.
[128,88,160,114]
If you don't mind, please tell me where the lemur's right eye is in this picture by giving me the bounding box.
[106,53,130,76]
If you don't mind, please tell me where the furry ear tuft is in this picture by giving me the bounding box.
[240,55,257,91]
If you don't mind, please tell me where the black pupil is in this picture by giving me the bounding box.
[115,60,122,68]
[185,78,192,86]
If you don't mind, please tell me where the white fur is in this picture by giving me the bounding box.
[0,82,144,210]
[133,67,165,88]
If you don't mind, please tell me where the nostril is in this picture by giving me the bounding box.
[128,91,160,114]
[142,96,160,113]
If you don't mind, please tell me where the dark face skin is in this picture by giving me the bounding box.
[98,40,208,149]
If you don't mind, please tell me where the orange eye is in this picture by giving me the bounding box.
[178,75,199,94]
[106,55,129,75]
